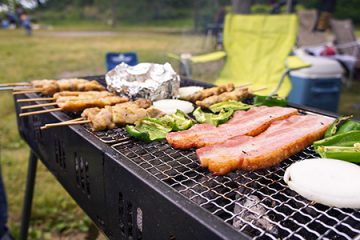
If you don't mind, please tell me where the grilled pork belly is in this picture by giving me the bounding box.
[196,114,334,175]
[166,106,298,149]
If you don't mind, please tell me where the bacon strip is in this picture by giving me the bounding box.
[166,106,298,149]
[196,114,334,175]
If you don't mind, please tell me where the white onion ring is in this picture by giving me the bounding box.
[153,99,194,115]
[284,158,360,209]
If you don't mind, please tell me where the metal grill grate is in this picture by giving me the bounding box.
[110,138,360,239]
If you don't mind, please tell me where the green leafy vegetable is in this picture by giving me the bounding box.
[253,95,287,107]
[193,107,233,126]
[313,130,360,163]
[209,100,251,113]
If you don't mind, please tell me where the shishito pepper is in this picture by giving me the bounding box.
[209,100,251,113]
[193,107,233,126]
[253,95,287,107]
[126,110,195,142]
[313,130,360,163]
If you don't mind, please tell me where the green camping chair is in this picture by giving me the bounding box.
[174,14,310,97]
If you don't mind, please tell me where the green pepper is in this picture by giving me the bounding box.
[126,118,172,142]
[193,107,233,126]
[126,110,195,142]
[209,100,251,113]
[160,110,195,131]
[324,115,352,138]
[313,130,360,163]
[337,120,360,135]
[253,95,287,107]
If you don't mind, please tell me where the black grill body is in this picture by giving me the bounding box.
[14,76,360,240]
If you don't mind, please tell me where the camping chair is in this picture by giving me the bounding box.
[330,19,360,86]
[105,52,138,71]
[297,10,328,50]
[173,14,309,97]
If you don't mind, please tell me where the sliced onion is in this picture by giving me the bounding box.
[284,158,360,209]
[153,99,194,115]
[178,86,204,99]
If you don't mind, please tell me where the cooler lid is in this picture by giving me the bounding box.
[290,55,343,78]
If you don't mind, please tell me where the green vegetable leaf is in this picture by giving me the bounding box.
[209,100,251,113]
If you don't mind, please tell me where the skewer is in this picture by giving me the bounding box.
[40,120,90,130]
[13,88,41,92]
[0,87,20,91]
[17,97,55,103]
[0,82,31,86]
[252,87,268,93]
[236,83,251,88]
[19,108,62,117]
[13,90,42,95]
[40,117,87,130]
[21,102,58,110]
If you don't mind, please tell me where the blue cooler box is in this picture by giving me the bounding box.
[288,55,343,113]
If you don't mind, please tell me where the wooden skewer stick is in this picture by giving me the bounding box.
[17,97,55,103]
[13,90,42,95]
[251,87,268,93]
[62,117,85,123]
[21,102,58,110]
[13,88,41,92]
[0,87,20,91]
[236,83,251,88]
[41,120,90,130]
[19,108,62,117]
[0,82,31,86]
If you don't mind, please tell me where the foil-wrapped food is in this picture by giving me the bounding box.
[105,62,180,101]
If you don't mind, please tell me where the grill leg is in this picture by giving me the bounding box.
[19,150,38,240]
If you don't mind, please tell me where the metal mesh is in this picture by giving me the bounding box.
[111,139,360,240]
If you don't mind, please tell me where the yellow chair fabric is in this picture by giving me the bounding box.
[214,14,299,97]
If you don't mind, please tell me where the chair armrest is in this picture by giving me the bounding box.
[286,55,311,70]
[190,51,226,63]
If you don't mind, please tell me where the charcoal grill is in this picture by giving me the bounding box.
[14,76,360,240]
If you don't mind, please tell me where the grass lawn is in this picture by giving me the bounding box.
[0,25,359,239]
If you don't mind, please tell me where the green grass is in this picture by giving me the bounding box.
[0,25,359,239]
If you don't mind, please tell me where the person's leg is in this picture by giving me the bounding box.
[0,172,8,238]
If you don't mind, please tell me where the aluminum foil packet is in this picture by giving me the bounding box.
[105,62,180,101]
